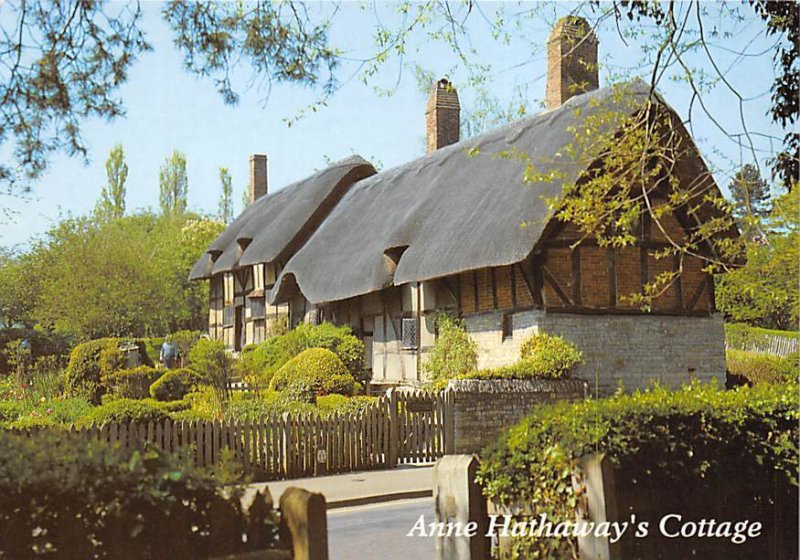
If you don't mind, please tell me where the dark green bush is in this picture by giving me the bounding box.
[78,398,188,427]
[0,430,279,558]
[65,338,153,402]
[150,368,204,401]
[478,381,799,559]
[0,328,70,376]
[726,349,798,387]
[269,348,356,396]
[102,365,161,399]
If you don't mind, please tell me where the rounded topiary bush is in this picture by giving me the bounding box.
[79,398,187,426]
[150,368,203,401]
[101,365,160,399]
[269,348,356,396]
[517,333,583,379]
[65,338,153,402]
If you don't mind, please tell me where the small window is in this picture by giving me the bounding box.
[248,297,266,319]
[223,305,235,327]
[502,313,513,340]
[401,318,418,349]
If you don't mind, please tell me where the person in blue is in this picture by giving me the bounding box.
[159,337,178,369]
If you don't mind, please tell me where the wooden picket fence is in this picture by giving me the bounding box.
[11,389,451,481]
[726,334,798,357]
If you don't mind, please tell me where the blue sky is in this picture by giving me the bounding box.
[0,1,785,248]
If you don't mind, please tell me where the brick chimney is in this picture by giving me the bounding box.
[546,16,599,110]
[248,154,268,205]
[425,78,460,153]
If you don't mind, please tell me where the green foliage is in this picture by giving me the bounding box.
[0,431,279,557]
[518,333,583,378]
[0,374,92,429]
[150,368,203,402]
[65,338,152,402]
[0,328,70,376]
[717,189,799,330]
[280,322,366,381]
[188,338,233,405]
[269,348,356,397]
[159,149,189,217]
[726,350,798,387]
[79,398,188,427]
[242,322,366,387]
[95,144,128,221]
[0,214,224,341]
[218,167,234,223]
[423,314,478,385]
[102,366,161,400]
[478,381,799,558]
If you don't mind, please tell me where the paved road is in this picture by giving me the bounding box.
[328,498,436,560]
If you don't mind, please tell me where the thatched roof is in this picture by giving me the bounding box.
[188,156,376,280]
[267,82,653,305]
[194,80,734,306]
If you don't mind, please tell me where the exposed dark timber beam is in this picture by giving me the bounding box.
[571,247,582,305]
[543,238,673,249]
[490,268,498,309]
[542,266,572,305]
[673,254,683,309]
[518,259,538,305]
[510,264,518,308]
[686,280,706,312]
[546,305,711,317]
[608,248,617,307]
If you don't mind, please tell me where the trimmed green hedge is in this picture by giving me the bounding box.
[77,398,188,427]
[150,368,204,401]
[65,338,153,402]
[101,365,161,399]
[478,381,799,559]
[0,430,279,558]
[434,333,583,389]
[241,322,366,388]
[269,348,356,397]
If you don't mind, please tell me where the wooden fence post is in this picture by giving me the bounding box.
[279,487,329,560]
[386,389,399,467]
[443,388,455,455]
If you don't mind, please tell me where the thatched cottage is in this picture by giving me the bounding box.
[190,17,735,394]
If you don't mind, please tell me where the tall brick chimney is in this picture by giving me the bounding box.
[425,78,460,153]
[546,16,599,110]
[248,154,268,205]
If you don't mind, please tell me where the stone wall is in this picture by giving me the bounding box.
[447,378,588,454]
[464,310,727,396]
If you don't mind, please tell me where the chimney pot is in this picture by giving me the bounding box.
[249,154,268,205]
[546,16,599,110]
[425,78,460,153]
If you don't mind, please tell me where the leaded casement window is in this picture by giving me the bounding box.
[401,317,418,350]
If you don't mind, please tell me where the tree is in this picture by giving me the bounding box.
[0,1,149,190]
[95,144,129,221]
[716,189,799,330]
[217,167,234,224]
[729,164,771,220]
[0,212,224,341]
[728,164,770,239]
[158,150,189,217]
[2,1,796,196]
